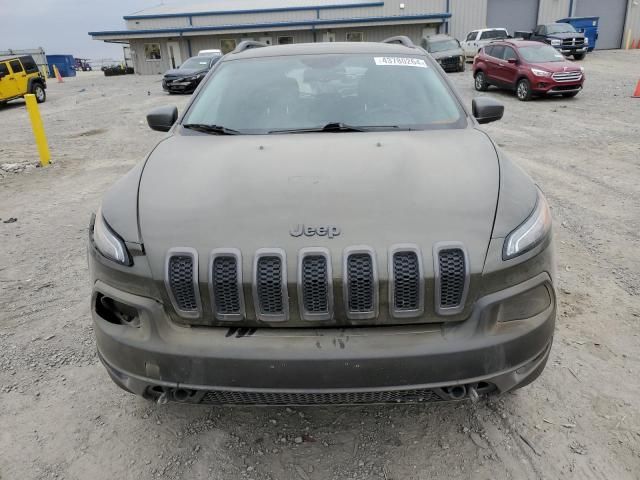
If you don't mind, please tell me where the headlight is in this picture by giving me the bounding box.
[550,39,562,46]
[584,37,589,45]
[580,66,585,73]
[531,68,552,77]
[92,207,132,265]
[503,190,552,260]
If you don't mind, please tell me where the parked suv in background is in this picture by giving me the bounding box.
[90,38,556,406]
[0,55,46,105]
[421,34,465,72]
[473,40,584,101]
[461,28,509,61]
[521,23,588,60]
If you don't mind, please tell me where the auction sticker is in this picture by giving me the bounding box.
[374,57,428,68]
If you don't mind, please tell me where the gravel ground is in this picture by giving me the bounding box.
[1,50,639,480]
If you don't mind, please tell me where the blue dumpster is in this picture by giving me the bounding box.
[557,17,599,51]
[46,54,77,77]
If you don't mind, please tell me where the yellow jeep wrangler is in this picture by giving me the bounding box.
[0,55,47,105]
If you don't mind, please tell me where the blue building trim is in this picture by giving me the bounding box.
[123,2,385,20]
[90,13,452,37]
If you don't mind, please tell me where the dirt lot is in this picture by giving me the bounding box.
[1,51,639,480]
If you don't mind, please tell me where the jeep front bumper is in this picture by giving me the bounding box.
[92,272,556,405]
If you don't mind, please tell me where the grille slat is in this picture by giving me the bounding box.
[344,249,377,319]
[210,253,243,319]
[437,248,467,312]
[254,250,288,321]
[166,250,200,317]
[552,71,582,82]
[393,251,420,311]
[201,388,443,405]
[302,256,329,313]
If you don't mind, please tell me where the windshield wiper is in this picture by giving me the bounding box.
[269,122,370,134]
[183,124,241,135]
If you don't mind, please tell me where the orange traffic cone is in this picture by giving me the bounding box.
[53,64,64,83]
[633,80,640,98]
[631,39,637,49]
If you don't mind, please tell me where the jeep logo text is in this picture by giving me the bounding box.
[290,224,341,239]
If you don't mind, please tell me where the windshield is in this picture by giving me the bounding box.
[546,24,577,34]
[519,44,566,62]
[183,54,465,134]
[428,39,460,53]
[179,57,211,70]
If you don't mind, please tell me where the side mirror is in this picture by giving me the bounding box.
[472,97,504,124]
[147,105,178,132]
[507,58,518,64]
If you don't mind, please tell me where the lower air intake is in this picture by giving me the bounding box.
[200,388,444,405]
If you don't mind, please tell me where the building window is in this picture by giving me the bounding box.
[220,39,237,54]
[278,36,294,45]
[144,43,162,61]
[346,32,364,42]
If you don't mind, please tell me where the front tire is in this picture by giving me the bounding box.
[516,78,532,101]
[32,84,46,103]
[573,53,586,60]
[474,71,488,91]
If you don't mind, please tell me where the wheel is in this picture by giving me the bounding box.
[562,91,580,98]
[516,78,532,101]
[474,71,488,91]
[459,62,466,73]
[32,84,46,103]
[573,53,586,61]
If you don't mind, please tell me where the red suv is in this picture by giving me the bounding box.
[473,40,584,101]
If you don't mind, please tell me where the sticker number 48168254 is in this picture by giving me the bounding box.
[374,57,428,68]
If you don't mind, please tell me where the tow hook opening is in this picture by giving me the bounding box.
[95,293,140,327]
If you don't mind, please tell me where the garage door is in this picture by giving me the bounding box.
[575,0,627,49]
[487,0,540,35]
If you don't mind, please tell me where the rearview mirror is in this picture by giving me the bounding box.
[147,105,178,132]
[472,97,504,125]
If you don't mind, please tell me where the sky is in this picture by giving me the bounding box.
[1,0,160,60]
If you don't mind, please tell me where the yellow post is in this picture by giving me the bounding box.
[24,94,51,167]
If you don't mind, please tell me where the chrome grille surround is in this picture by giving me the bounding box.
[343,246,378,320]
[551,71,583,82]
[433,242,470,316]
[208,248,245,321]
[253,248,289,322]
[164,247,201,319]
[388,244,424,318]
[297,247,333,321]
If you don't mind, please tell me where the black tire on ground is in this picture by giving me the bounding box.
[573,53,586,60]
[474,71,488,91]
[562,91,580,98]
[459,63,466,73]
[516,78,532,101]
[32,84,46,103]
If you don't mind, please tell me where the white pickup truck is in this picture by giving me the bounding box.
[461,28,509,61]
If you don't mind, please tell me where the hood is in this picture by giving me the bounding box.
[529,61,582,73]
[548,32,585,40]
[431,49,464,60]
[138,129,499,285]
[163,68,206,78]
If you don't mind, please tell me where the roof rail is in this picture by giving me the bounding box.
[232,40,268,54]
[381,36,416,48]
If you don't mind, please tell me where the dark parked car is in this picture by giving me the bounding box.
[517,23,588,60]
[89,38,555,405]
[473,40,584,100]
[162,54,221,94]
[421,34,465,72]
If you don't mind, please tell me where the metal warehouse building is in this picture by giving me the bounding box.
[90,0,640,75]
